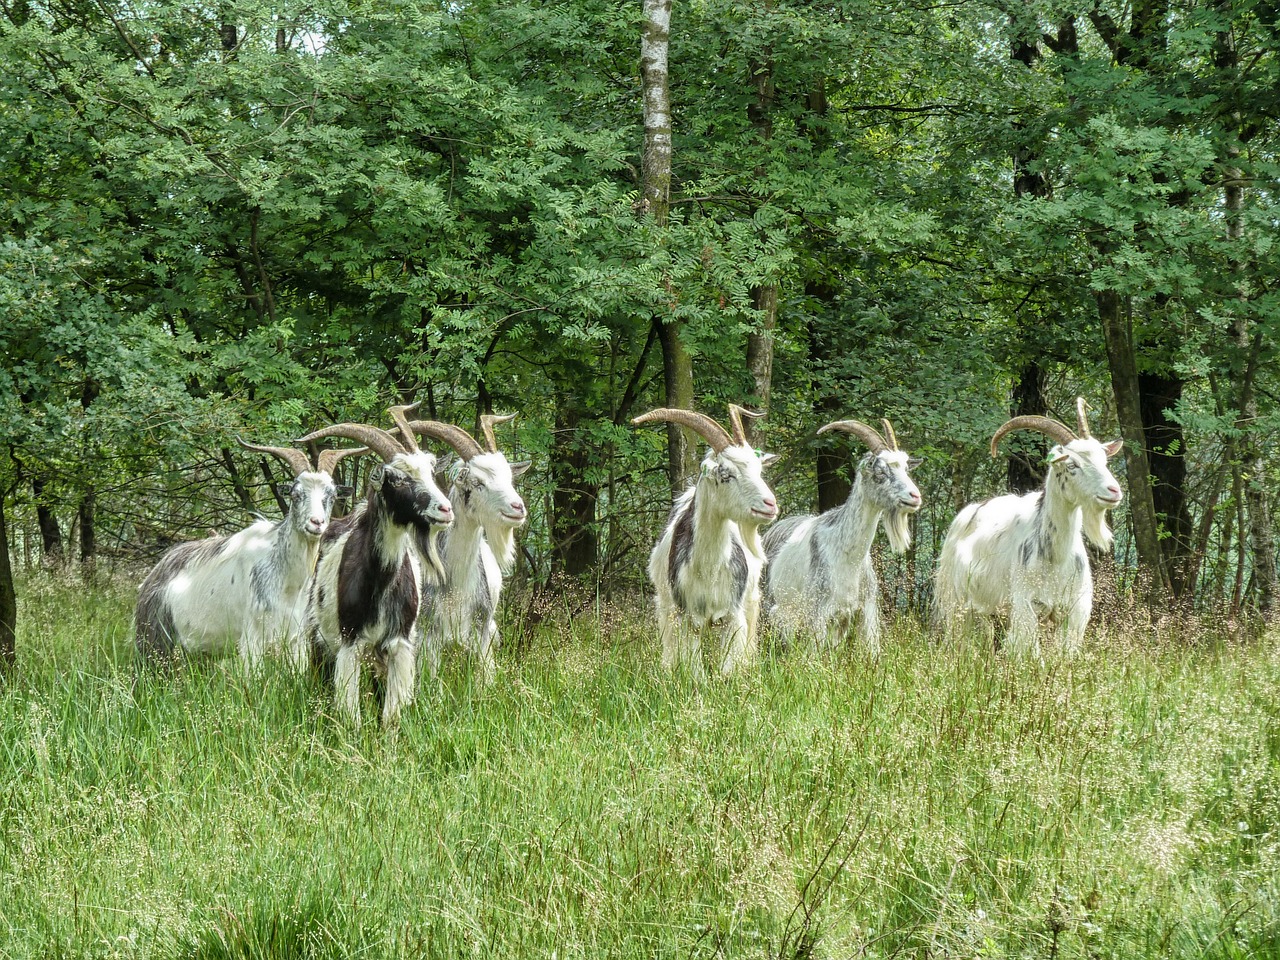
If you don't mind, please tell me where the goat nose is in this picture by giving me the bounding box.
[763,497,777,508]
[1108,485,1121,496]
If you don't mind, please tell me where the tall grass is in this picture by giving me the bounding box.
[2,572,1279,959]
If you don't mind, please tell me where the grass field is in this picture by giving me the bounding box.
[2,572,1279,959]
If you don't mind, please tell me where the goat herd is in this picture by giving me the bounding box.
[133,398,1124,727]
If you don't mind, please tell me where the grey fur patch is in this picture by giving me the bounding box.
[668,497,696,611]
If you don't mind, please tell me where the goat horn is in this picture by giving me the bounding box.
[990,416,1077,458]
[880,418,900,451]
[298,423,408,463]
[632,408,734,454]
[315,445,368,475]
[1076,397,1093,439]
[727,404,764,446]
[387,402,422,453]
[236,438,312,478]
[479,413,517,453]
[404,420,484,461]
[816,420,888,454]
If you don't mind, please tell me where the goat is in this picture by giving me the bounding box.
[134,440,364,671]
[763,418,921,654]
[632,405,779,675]
[934,398,1123,657]
[300,407,464,727]
[396,414,529,686]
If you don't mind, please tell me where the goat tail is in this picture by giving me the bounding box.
[134,591,178,666]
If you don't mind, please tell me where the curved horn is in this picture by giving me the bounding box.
[236,438,312,478]
[816,420,888,455]
[479,413,517,453]
[727,404,764,446]
[387,402,422,453]
[632,408,734,454]
[989,416,1077,458]
[1076,397,1093,439]
[404,420,484,461]
[316,445,368,476]
[298,423,407,463]
[880,418,900,451]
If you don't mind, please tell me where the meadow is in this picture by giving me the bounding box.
[2,572,1279,959]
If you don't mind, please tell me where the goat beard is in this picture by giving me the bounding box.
[882,509,913,554]
[1082,508,1114,552]
[419,526,447,586]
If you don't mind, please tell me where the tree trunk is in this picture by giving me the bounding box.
[641,0,695,491]
[1007,362,1048,494]
[743,42,777,446]
[1007,30,1052,495]
[549,403,600,578]
[31,477,64,567]
[1097,289,1169,598]
[1138,372,1194,596]
[0,491,15,674]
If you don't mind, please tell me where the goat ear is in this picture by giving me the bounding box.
[759,452,779,469]
[367,464,386,490]
[275,482,295,500]
[1048,447,1071,466]
[510,459,532,478]
[1103,439,1123,458]
[907,457,923,470]
[335,485,355,500]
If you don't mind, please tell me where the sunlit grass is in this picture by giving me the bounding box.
[2,572,1279,958]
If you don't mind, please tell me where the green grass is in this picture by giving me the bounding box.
[3,573,1280,959]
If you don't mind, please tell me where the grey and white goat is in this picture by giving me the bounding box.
[633,405,779,675]
[934,398,1124,657]
[763,418,921,654]
[399,414,529,686]
[301,408,461,727]
[134,440,364,671]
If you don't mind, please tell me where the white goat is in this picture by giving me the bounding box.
[399,413,529,686]
[301,408,460,728]
[633,405,779,675]
[134,440,364,671]
[934,398,1124,657]
[763,418,922,654]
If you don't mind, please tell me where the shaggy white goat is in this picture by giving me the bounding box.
[633,405,779,675]
[301,408,460,727]
[134,440,364,671]
[934,398,1123,657]
[402,413,529,686]
[763,418,921,654]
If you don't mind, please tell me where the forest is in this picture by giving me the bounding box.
[3,0,1280,653]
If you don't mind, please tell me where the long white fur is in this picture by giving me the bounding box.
[420,451,529,684]
[135,470,341,672]
[764,449,921,654]
[648,444,778,676]
[934,437,1123,657]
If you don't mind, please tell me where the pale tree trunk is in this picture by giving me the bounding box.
[641,0,695,491]
[743,36,777,447]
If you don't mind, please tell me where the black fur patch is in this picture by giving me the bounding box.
[333,496,420,646]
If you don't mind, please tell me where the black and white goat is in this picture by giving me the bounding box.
[397,414,529,686]
[633,405,779,675]
[301,408,459,727]
[763,418,921,654]
[134,440,364,671]
[934,398,1124,657]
